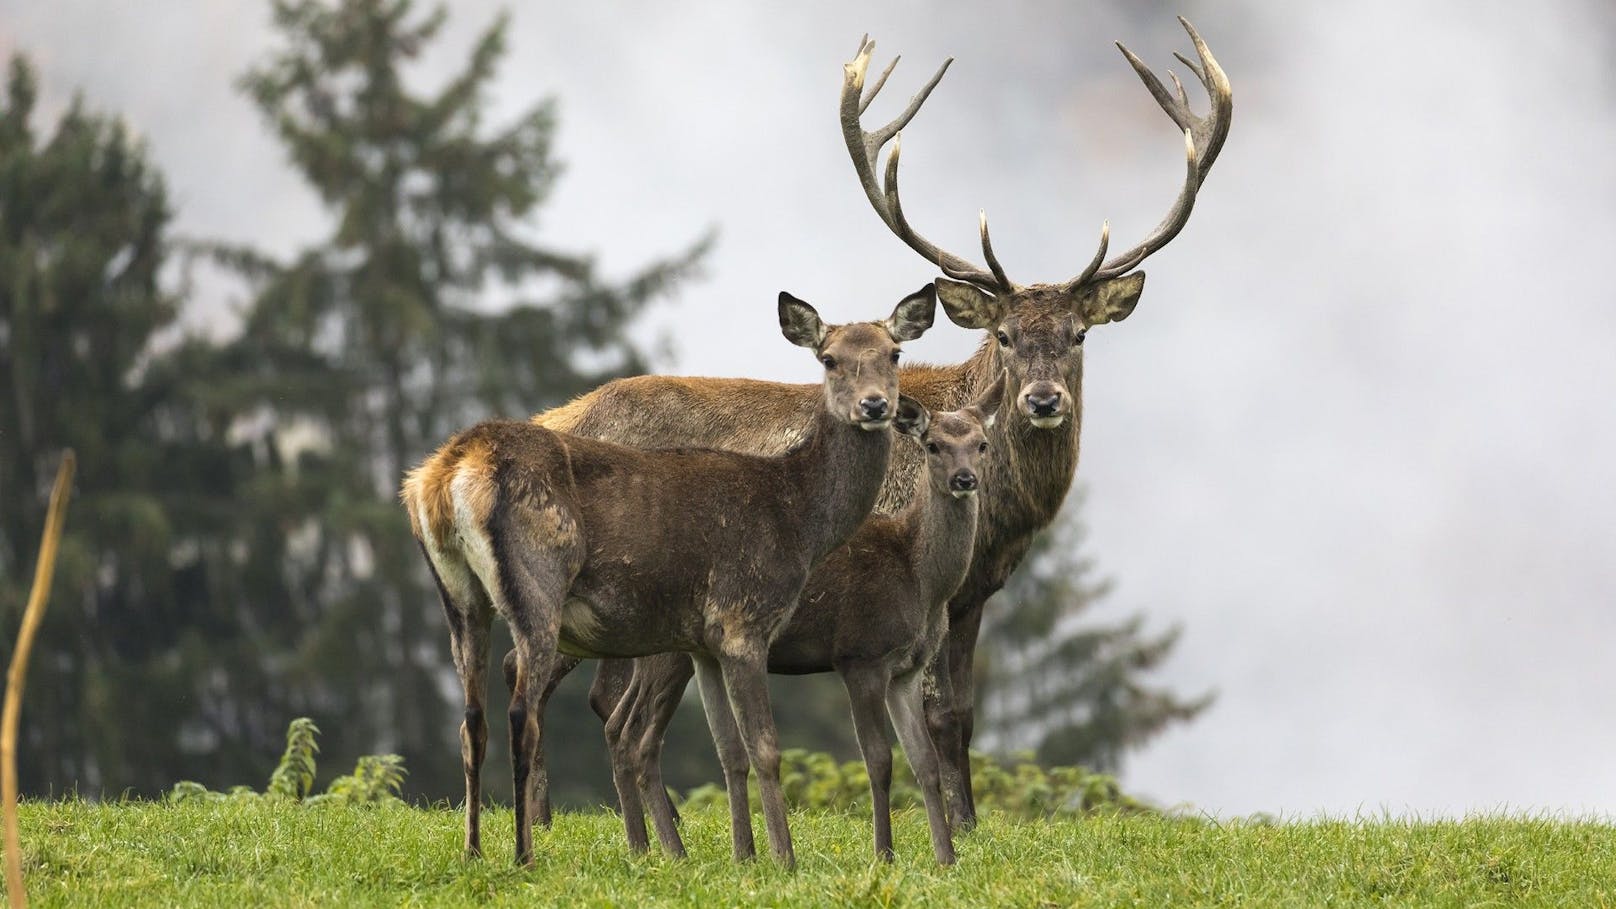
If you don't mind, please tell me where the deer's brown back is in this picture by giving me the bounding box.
[534,364,975,516]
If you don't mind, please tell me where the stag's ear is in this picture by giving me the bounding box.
[885,283,937,342]
[893,394,931,439]
[779,292,828,348]
[965,368,1008,428]
[1077,272,1146,325]
[936,276,1006,330]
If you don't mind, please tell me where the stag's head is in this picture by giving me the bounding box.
[779,284,937,430]
[898,369,1008,498]
[841,18,1232,428]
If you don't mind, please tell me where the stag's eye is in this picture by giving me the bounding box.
[890,350,901,364]
[996,330,1011,348]
[820,354,837,369]
[1073,328,1088,346]
[926,442,940,455]
[978,441,989,453]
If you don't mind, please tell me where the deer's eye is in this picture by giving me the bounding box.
[820,355,837,369]
[926,442,940,455]
[890,350,901,364]
[1073,328,1088,346]
[978,441,989,453]
[996,330,1011,348]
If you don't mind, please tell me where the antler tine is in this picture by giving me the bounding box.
[1178,16,1233,179]
[840,38,1011,291]
[978,211,1014,292]
[861,54,899,116]
[1068,220,1111,289]
[1072,18,1231,286]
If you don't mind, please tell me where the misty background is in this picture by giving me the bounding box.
[4,0,1614,817]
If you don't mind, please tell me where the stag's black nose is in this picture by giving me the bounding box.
[950,471,978,492]
[859,396,890,421]
[1027,391,1063,417]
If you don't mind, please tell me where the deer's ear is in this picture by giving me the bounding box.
[1076,272,1145,325]
[778,292,827,348]
[936,277,1006,330]
[886,283,937,342]
[893,395,930,439]
[965,368,1008,428]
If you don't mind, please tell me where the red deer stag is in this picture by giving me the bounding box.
[402,286,937,867]
[522,17,1232,834]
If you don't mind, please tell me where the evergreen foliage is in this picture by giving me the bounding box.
[0,52,269,794]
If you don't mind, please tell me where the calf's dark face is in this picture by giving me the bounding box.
[778,284,937,429]
[904,370,1007,499]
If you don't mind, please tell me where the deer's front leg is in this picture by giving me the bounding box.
[716,645,795,869]
[841,662,897,861]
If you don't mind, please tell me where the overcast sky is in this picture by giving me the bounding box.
[5,0,1614,818]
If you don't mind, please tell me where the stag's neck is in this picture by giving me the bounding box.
[965,338,1083,536]
[782,406,892,564]
[899,476,979,609]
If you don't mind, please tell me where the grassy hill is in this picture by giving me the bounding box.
[8,799,1614,907]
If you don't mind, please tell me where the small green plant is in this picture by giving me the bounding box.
[307,754,408,806]
[266,717,320,800]
[680,748,1147,818]
[168,717,405,806]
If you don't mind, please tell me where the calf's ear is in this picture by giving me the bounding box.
[893,394,931,438]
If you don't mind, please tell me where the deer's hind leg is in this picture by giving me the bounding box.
[488,502,580,866]
[502,650,583,829]
[631,653,695,857]
[422,543,495,859]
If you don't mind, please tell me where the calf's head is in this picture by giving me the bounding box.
[898,369,1007,498]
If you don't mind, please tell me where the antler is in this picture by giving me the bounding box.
[840,37,1016,293]
[1066,17,1233,288]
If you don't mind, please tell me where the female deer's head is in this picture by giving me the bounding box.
[778,284,936,430]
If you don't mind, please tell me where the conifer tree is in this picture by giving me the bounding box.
[0,55,277,792]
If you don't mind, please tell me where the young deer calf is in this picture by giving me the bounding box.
[401,286,936,867]
[586,375,1006,865]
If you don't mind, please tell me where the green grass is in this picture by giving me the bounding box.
[8,799,1615,907]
